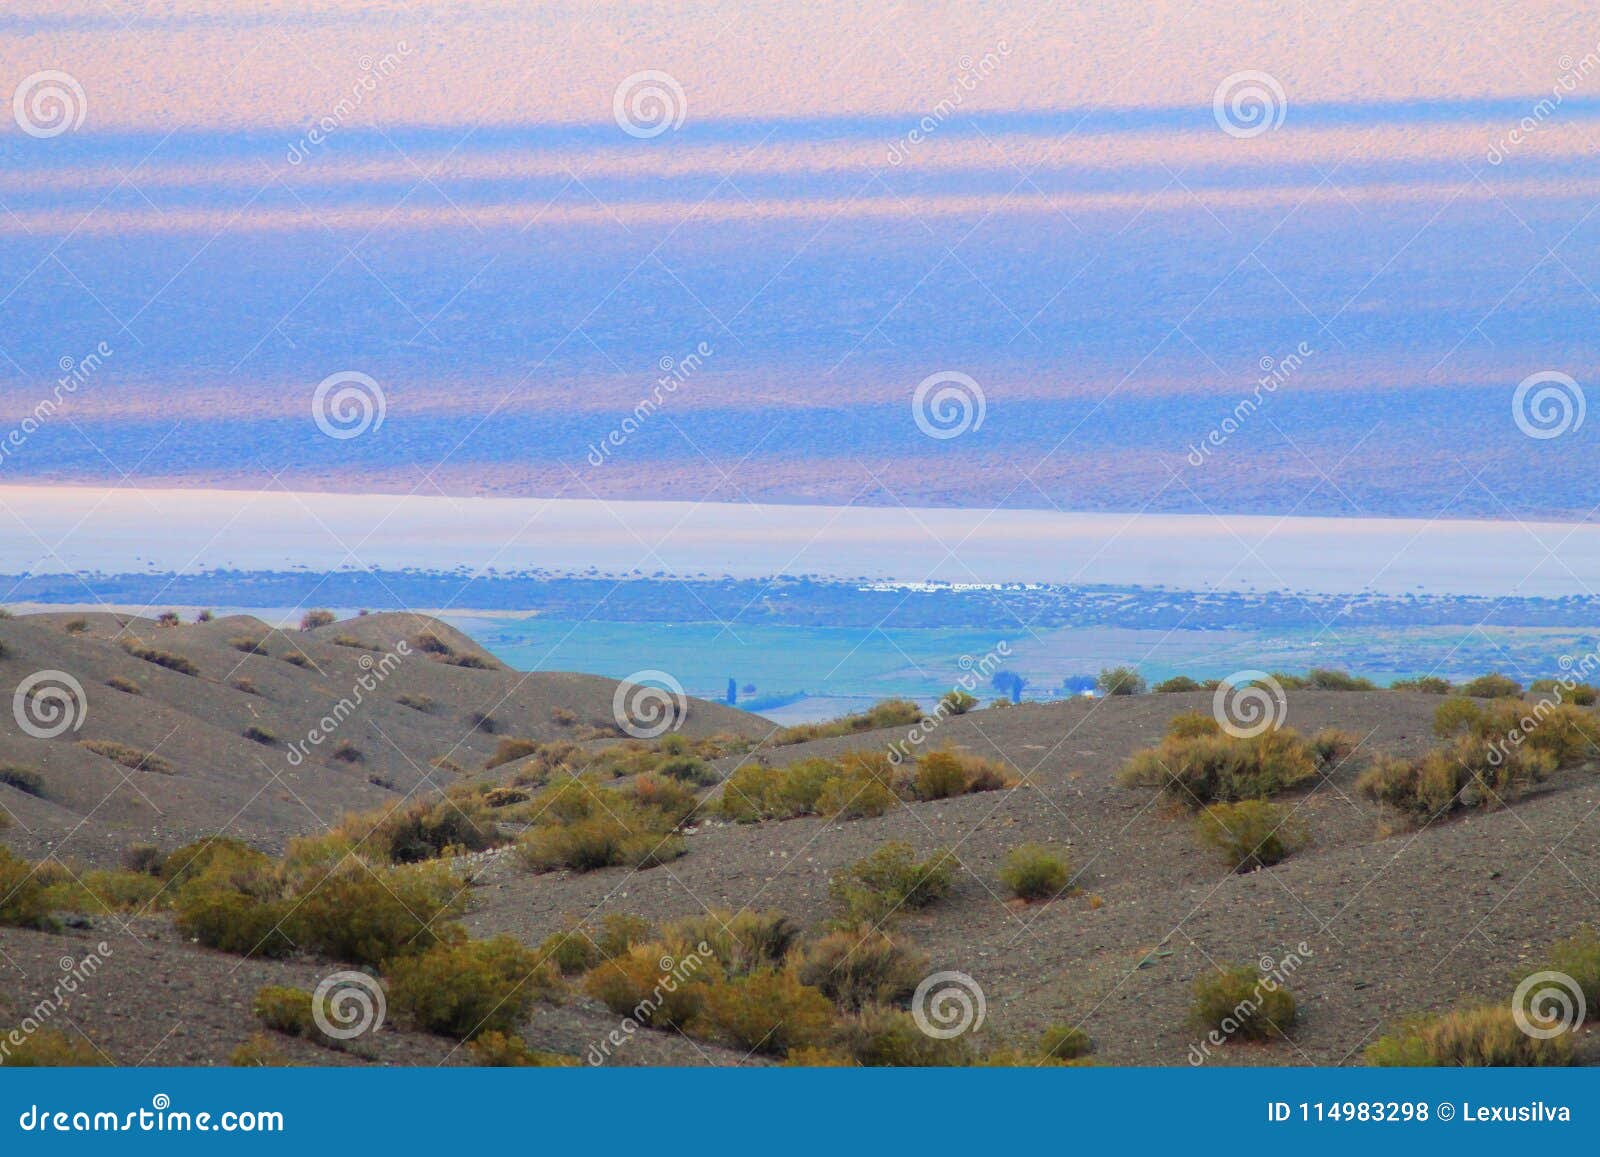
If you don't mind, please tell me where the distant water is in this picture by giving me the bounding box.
[3,484,1598,598]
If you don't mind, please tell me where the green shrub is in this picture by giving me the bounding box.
[1545,927,1600,1017]
[911,749,1014,800]
[0,848,54,929]
[666,909,799,977]
[0,1028,108,1066]
[1195,800,1309,871]
[229,1034,292,1067]
[242,726,278,746]
[795,925,926,1011]
[287,863,462,967]
[465,1031,577,1066]
[1305,668,1375,691]
[1391,675,1451,694]
[773,699,923,745]
[387,935,558,1039]
[999,843,1072,900]
[700,969,836,1055]
[596,913,654,959]
[1365,1006,1573,1066]
[1153,675,1202,693]
[658,754,716,785]
[0,765,45,797]
[536,924,601,976]
[832,1004,973,1066]
[815,765,900,820]
[1189,965,1296,1041]
[1117,727,1320,805]
[252,985,317,1036]
[1038,1023,1093,1060]
[177,889,296,958]
[1358,733,1558,826]
[829,841,957,925]
[1459,673,1523,699]
[583,945,714,1029]
[331,797,497,865]
[517,800,685,874]
[939,689,978,715]
[40,868,165,914]
[1097,666,1146,696]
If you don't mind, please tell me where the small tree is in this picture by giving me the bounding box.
[991,670,1028,704]
[726,678,738,705]
[1097,666,1147,696]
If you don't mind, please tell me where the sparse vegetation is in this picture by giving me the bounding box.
[106,676,142,695]
[396,693,434,713]
[1189,965,1296,1041]
[0,1029,108,1066]
[1097,666,1146,696]
[300,610,336,630]
[0,765,46,797]
[1118,717,1341,805]
[387,935,558,1039]
[1304,668,1376,691]
[1365,1006,1573,1066]
[1038,1023,1093,1060]
[1391,675,1451,694]
[79,740,172,775]
[1195,800,1309,871]
[794,925,926,1011]
[719,747,1010,824]
[120,639,200,676]
[486,737,540,769]
[64,618,89,634]
[1458,672,1523,699]
[242,725,279,746]
[1154,675,1207,693]
[773,699,923,745]
[999,843,1072,900]
[466,1032,577,1066]
[828,841,957,925]
[0,847,54,929]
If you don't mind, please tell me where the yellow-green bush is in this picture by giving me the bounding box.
[1,1028,109,1066]
[465,1031,578,1066]
[794,925,926,1011]
[1037,1023,1093,1060]
[1194,800,1309,872]
[286,862,463,967]
[1118,724,1324,805]
[0,848,54,930]
[387,935,559,1039]
[1189,965,1295,1041]
[700,969,836,1055]
[829,841,957,926]
[328,795,498,864]
[1545,927,1600,1017]
[582,945,715,1029]
[831,1005,973,1066]
[1365,1006,1573,1066]
[998,843,1072,901]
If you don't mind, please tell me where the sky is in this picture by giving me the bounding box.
[2,2,1598,518]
